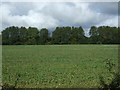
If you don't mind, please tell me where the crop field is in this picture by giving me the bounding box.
[2,45,118,88]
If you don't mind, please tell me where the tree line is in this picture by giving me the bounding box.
[1,26,120,45]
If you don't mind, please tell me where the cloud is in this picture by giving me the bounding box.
[97,16,118,27]
[0,2,118,36]
[39,2,106,27]
[88,2,118,16]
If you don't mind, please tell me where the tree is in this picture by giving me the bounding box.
[89,26,99,44]
[38,28,49,45]
[1,26,119,45]
[2,27,10,45]
[97,26,119,44]
[70,26,85,44]
[52,27,62,44]
[26,27,39,45]
[19,27,28,44]
[2,26,20,45]
[60,27,72,44]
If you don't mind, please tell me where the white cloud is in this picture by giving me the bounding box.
[97,16,118,27]
[0,2,118,35]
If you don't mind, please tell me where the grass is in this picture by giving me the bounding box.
[2,45,118,88]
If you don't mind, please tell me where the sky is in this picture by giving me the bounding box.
[0,2,118,36]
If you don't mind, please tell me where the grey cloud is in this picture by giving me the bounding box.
[2,2,34,16]
[88,2,118,16]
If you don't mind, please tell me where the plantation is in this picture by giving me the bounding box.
[2,45,118,88]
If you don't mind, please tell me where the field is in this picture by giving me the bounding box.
[2,45,118,88]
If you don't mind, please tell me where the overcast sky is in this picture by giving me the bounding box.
[0,2,118,36]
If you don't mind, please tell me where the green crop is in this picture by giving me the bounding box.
[2,45,118,88]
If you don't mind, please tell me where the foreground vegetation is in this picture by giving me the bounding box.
[2,45,118,88]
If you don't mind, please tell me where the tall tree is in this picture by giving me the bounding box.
[70,26,85,44]
[19,27,28,44]
[60,27,72,44]
[26,27,39,45]
[89,26,99,44]
[52,27,62,44]
[2,27,10,45]
[38,28,49,45]
[1,26,119,45]
[2,26,20,45]
[97,26,119,44]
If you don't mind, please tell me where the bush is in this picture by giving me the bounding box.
[99,59,120,89]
